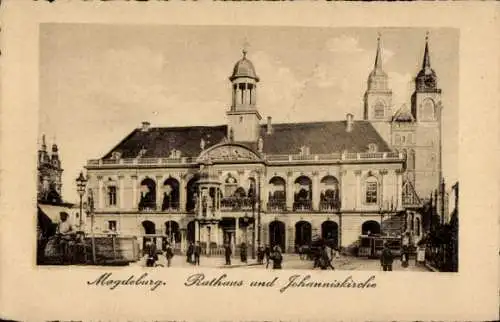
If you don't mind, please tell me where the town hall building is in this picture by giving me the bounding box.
[84,35,442,255]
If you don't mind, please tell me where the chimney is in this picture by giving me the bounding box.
[346,113,354,132]
[141,121,151,132]
[266,116,273,134]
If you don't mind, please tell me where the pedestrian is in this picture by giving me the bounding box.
[224,243,232,265]
[240,242,247,263]
[56,212,75,264]
[401,244,409,268]
[270,246,283,269]
[194,241,201,266]
[264,245,271,268]
[145,238,158,267]
[257,246,264,264]
[187,242,194,264]
[380,243,394,271]
[165,242,174,267]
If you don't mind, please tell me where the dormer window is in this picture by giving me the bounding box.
[169,149,181,159]
[368,143,378,153]
[299,146,310,156]
[137,148,147,158]
[111,151,121,160]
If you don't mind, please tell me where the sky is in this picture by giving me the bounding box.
[39,25,458,203]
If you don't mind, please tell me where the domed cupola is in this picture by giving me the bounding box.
[226,47,262,143]
[230,49,259,82]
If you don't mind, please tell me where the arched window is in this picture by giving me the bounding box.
[224,173,238,197]
[374,102,385,119]
[365,176,378,204]
[294,176,312,210]
[320,176,340,210]
[139,178,156,211]
[268,176,286,211]
[162,177,180,211]
[420,98,435,121]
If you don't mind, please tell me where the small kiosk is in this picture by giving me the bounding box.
[358,234,402,258]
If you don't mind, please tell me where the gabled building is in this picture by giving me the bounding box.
[85,36,442,254]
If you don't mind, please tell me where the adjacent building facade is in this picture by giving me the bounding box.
[84,36,442,254]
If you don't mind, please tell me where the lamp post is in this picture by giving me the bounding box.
[379,205,384,236]
[257,172,262,250]
[88,188,96,264]
[76,171,88,230]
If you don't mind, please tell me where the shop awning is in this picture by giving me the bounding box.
[38,203,75,224]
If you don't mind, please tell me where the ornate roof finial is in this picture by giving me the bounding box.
[242,38,250,58]
[41,134,47,150]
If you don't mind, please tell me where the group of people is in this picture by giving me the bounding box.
[224,243,283,269]
[186,242,202,265]
[380,243,412,271]
[144,238,176,267]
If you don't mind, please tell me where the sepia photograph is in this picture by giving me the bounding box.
[1,2,498,321]
[37,25,459,272]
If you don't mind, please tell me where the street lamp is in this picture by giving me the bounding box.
[76,171,88,229]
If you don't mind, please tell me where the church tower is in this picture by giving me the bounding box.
[410,34,443,199]
[363,35,393,142]
[226,48,262,143]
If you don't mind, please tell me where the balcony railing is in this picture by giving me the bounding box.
[161,202,180,212]
[87,152,403,168]
[267,198,287,212]
[293,200,313,212]
[138,202,157,212]
[319,199,341,212]
[220,197,254,212]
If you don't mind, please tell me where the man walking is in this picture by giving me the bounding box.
[186,242,194,264]
[380,243,394,271]
[264,245,271,268]
[194,241,201,266]
[240,242,247,263]
[224,243,232,265]
[165,242,174,267]
[270,246,283,269]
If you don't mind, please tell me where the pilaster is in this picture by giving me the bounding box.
[354,170,362,209]
[312,171,320,210]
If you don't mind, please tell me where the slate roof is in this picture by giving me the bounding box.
[102,121,391,159]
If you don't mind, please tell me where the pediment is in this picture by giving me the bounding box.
[197,144,262,163]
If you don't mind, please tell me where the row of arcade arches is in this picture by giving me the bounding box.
[137,174,341,211]
[141,219,382,253]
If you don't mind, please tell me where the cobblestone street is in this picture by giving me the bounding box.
[132,253,430,272]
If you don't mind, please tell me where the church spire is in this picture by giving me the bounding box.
[415,32,438,92]
[374,33,383,71]
[422,32,431,69]
[367,33,388,91]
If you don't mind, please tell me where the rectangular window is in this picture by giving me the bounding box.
[108,220,117,232]
[107,186,117,206]
[366,182,378,204]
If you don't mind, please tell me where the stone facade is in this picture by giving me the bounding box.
[84,37,441,254]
